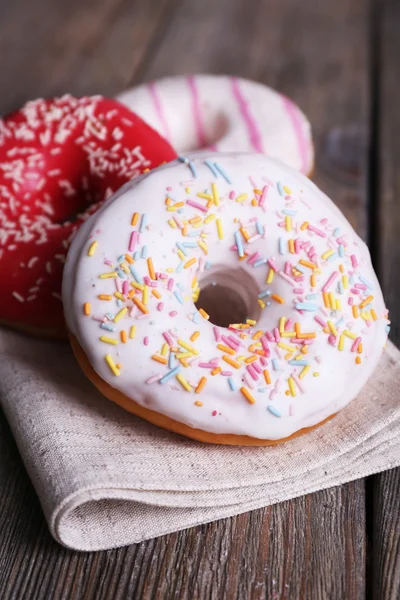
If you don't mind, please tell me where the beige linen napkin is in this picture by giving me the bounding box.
[0,327,399,551]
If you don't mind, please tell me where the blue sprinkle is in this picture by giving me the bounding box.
[306,293,318,300]
[335,318,344,327]
[258,387,268,393]
[228,377,236,391]
[349,275,356,284]
[282,209,297,216]
[338,244,345,257]
[188,231,201,237]
[266,301,271,306]
[117,254,125,262]
[116,299,124,307]
[105,313,115,320]
[193,311,200,323]
[188,160,198,178]
[214,162,232,183]
[141,245,148,259]
[177,207,185,214]
[267,405,282,418]
[258,290,272,299]
[253,258,267,268]
[272,358,281,371]
[174,291,184,304]
[178,156,188,163]
[182,242,198,248]
[385,325,391,334]
[129,265,143,283]
[359,275,374,290]
[295,302,319,311]
[177,282,185,291]
[168,353,176,369]
[296,264,307,274]
[327,252,338,261]
[234,231,244,257]
[176,242,188,256]
[338,281,344,294]
[256,221,263,235]
[279,237,285,255]
[288,360,309,366]
[205,261,212,270]
[277,181,285,196]
[116,268,126,279]
[101,322,116,332]
[159,366,181,384]
[176,261,185,273]
[204,160,219,177]
[133,250,141,261]
[139,213,147,233]
[333,228,341,237]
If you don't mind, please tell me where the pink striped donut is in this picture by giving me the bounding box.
[117,75,314,175]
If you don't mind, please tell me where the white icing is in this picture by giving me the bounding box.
[63,153,388,441]
[117,75,314,174]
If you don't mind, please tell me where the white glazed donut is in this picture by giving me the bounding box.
[63,152,389,445]
[117,75,314,175]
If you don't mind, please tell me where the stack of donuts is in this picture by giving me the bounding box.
[0,75,389,445]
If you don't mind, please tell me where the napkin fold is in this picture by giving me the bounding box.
[0,328,399,551]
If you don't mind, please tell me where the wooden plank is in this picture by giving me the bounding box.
[370,0,400,597]
[0,0,375,598]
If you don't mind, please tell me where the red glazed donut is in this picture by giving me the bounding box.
[0,95,177,338]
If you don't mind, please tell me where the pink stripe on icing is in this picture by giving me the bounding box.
[231,77,263,152]
[147,81,171,142]
[187,76,207,148]
[282,95,310,174]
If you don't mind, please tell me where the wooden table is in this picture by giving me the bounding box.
[0,0,399,598]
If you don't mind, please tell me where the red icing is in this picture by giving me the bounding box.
[0,95,177,334]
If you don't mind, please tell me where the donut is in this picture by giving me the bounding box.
[117,75,314,175]
[63,152,389,445]
[0,95,176,338]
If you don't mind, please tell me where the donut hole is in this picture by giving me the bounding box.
[180,112,230,152]
[195,266,261,328]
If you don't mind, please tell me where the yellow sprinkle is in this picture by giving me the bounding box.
[240,227,250,241]
[168,219,178,229]
[190,331,200,342]
[131,212,139,226]
[132,296,149,314]
[114,307,128,323]
[240,387,256,405]
[100,272,117,279]
[343,330,357,340]
[280,331,296,338]
[176,352,192,359]
[211,183,220,206]
[204,213,216,224]
[195,377,207,394]
[370,308,378,321]
[120,262,130,274]
[189,216,202,224]
[267,269,274,284]
[342,275,348,289]
[161,343,169,356]
[313,372,320,377]
[356,356,362,365]
[100,336,118,345]
[129,326,136,339]
[83,302,91,316]
[199,308,209,320]
[198,240,208,255]
[236,193,248,203]
[191,276,198,290]
[246,319,256,325]
[197,192,213,201]
[195,400,204,406]
[338,334,345,351]
[131,281,144,291]
[322,249,334,260]
[245,355,257,364]
[283,185,291,195]
[120,330,127,344]
[358,342,363,353]
[311,273,317,288]
[222,355,241,369]
[288,239,295,254]
[329,292,335,309]
[105,354,120,376]
[278,342,296,352]
[271,294,284,304]
[114,292,125,301]
[178,339,199,355]
[152,289,161,299]
[300,221,309,230]
[216,218,224,239]
[87,241,98,257]
[252,330,264,340]
[152,354,168,365]
[184,257,196,269]
[264,370,271,384]
[327,320,338,336]
[98,294,112,301]
[176,374,191,392]
[323,292,330,308]
[258,299,266,309]
[288,377,296,397]
[352,305,359,319]
[285,216,292,232]
[141,286,149,305]
[299,365,311,379]
[177,249,185,260]
[360,295,374,309]
[211,367,222,376]
[336,299,342,311]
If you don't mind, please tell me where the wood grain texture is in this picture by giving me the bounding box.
[369,0,400,598]
[0,0,397,598]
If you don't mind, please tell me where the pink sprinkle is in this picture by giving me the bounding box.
[221,335,239,350]
[259,356,268,366]
[294,239,302,254]
[289,404,295,416]
[266,331,275,342]
[260,336,271,356]
[285,318,295,331]
[322,271,339,292]
[351,254,358,268]
[163,332,173,345]
[186,199,208,213]
[167,278,175,291]
[308,224,327,238]
[351,337,362,352]
[252,362,262,374]
[199,362,217,369]
[213,326,221,341]
[294,288,305,294]
[122,281,129,295]
[320,218,328,225]
[169,329,179,338]
[314,315,327,327]
[328,335,337,346]
[229,191,236,199]
[351,288,360,295]
[212,410,218,417]
[221,370,233,376]
[244,373,256,389]
[246,364,259,380]
[228,335,242,347]
[174,216,184,228]
[267,258,279,272]
[146,374,162,384]
[284,261,292,275]
[129,231,138,252]
[248,251,261,265]
[92,316,106,322]
[104,259,112,266]
[354,283,368,290]
[278,271,296,286]
[143,337,149,346]
[274,327,281,342]
[348,297,354,306]
[291,373,305,393]
[259,185,268,207]
[248,234,261,244]
[143,276,151,285]
[166,186,172,191]
[157,302,164,311]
